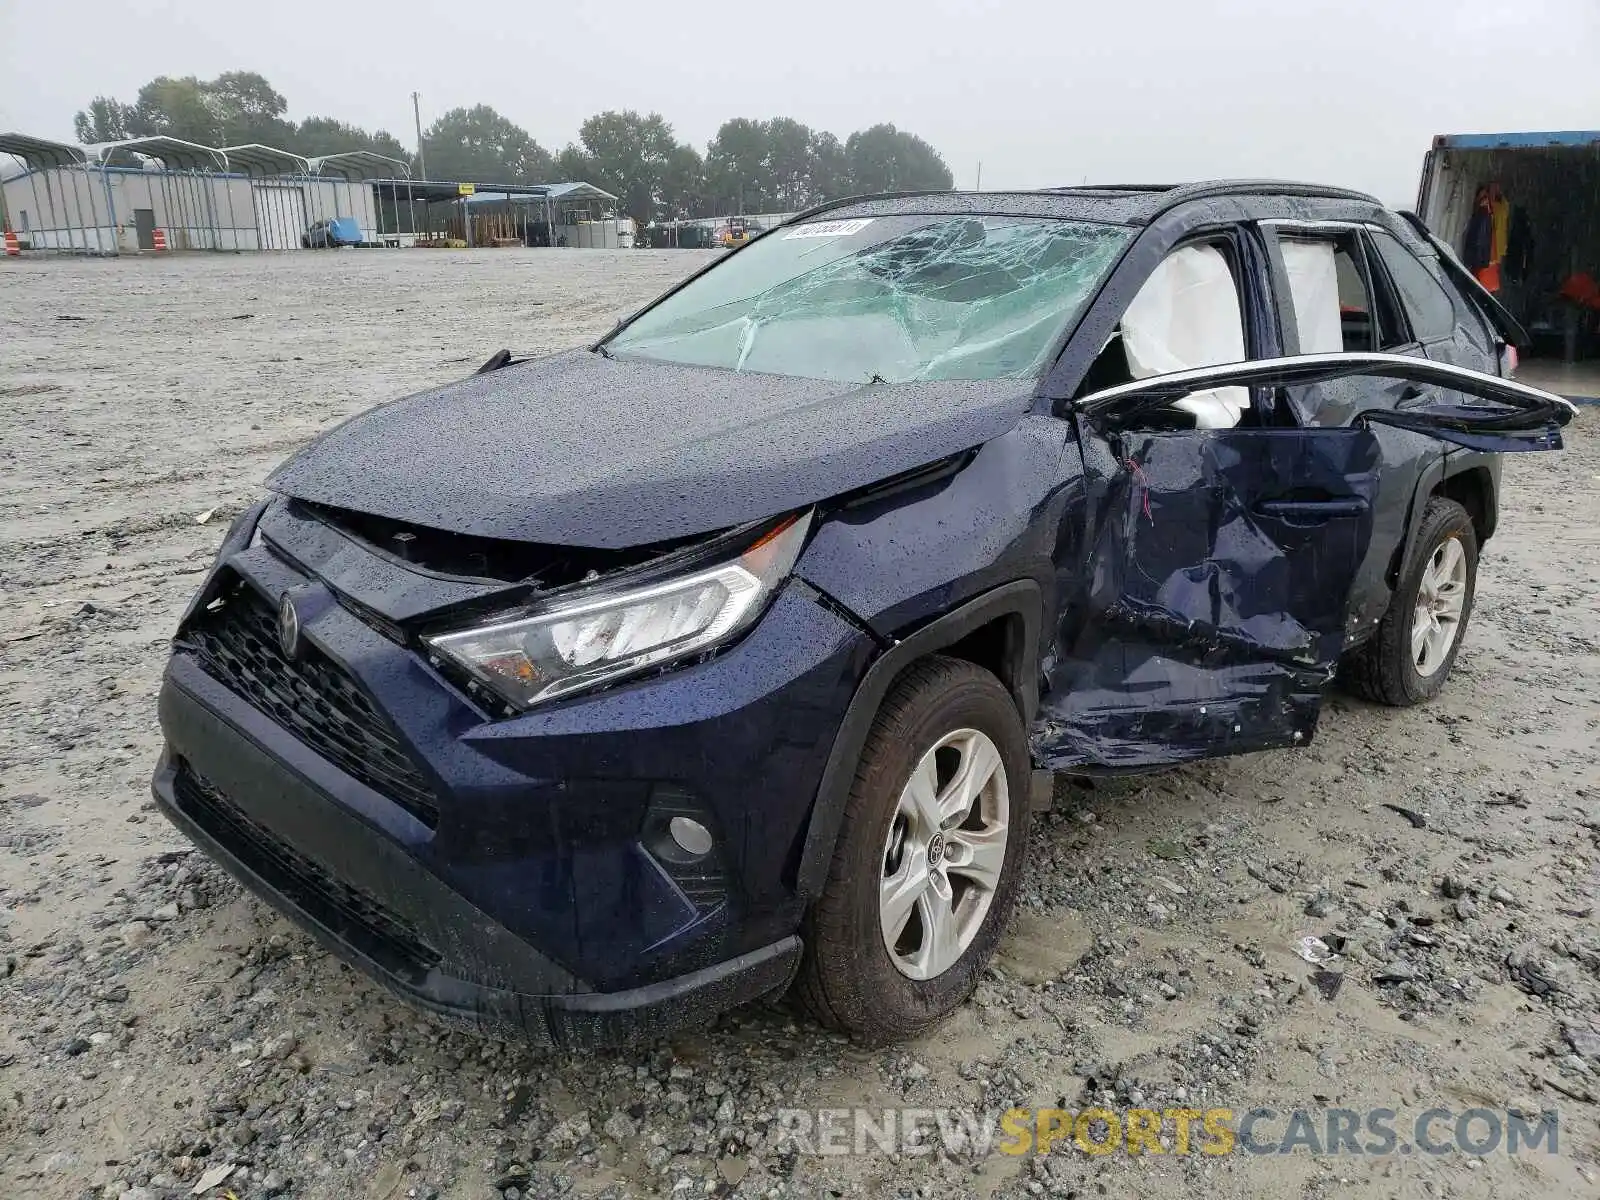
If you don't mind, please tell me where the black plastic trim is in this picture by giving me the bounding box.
[794,580,1042,898]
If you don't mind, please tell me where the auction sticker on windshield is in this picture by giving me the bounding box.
[784,218,875,239]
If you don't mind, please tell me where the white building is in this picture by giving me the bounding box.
[0,134,403,253]
[1,132,619,255]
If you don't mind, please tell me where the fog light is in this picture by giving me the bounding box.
[668,815,714,858]
[641,787,727,913]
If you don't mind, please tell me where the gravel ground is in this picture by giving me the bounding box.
[1,249,1598,1200]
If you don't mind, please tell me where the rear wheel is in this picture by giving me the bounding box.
[796,657,1031,1042]
[1341,496,1478,705]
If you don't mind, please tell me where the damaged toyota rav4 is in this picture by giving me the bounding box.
[154,183,1575,1046]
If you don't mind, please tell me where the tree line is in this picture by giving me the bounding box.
[72,73,955,224]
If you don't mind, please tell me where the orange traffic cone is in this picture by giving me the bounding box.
[151,228,167,252]
[3,227,18,256]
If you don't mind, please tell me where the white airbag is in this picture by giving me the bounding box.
[1280,240,1343,354]
[1121,244,1249,429]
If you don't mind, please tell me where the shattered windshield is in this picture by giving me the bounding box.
[604,214,1132,384]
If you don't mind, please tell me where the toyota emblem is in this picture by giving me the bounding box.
[277,592,302,660]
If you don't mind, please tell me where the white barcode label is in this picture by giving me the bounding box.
[783,218,875,240]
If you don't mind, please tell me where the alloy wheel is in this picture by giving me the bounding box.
[1412,535,1468,677]
[879,728,1010,981]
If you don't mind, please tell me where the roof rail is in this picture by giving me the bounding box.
[767,179,1388,233]
[1043,184,1177,193]
[1155,179,1383,207]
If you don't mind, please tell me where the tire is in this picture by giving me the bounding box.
[1340,496,1478,706]
[795,656,1032,1043]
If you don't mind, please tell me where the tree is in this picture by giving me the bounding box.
[576,109,683,225]
[206,70,292,146]
[703,116,952,214]
[68,73,958,218]
[130,76,219,144]
[73,97,135,144]
[421,105,552,183]
[808,131,849,205]
[659,143,709,220]
[844,124,953,195]
[764,117,817,211]
[555,143,596,184]
[294,117,410,166]
[705,118,773,214]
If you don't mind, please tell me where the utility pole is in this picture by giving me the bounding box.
[412,92,427,180]
[975,162,982,191]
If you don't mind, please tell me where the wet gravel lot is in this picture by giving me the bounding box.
[1,249,1598,1200]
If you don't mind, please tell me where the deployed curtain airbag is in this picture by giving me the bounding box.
[1120,244,1249,429]
[1280,240,1344,354]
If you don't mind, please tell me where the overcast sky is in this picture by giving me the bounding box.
[2,0,1596,204]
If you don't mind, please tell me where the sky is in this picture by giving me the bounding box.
[1,0,1597,206]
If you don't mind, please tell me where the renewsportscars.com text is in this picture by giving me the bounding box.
[775,1106,1560,1158]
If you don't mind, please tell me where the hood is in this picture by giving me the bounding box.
[267,349,1033,548]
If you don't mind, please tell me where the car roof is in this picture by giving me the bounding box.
[795,180,1387,227]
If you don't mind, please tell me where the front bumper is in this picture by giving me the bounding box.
[151,516,875,1045]
[154,667,802,1046]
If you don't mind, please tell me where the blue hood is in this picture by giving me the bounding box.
[266,350,1034,548]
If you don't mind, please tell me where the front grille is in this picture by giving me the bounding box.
[180,584,440,828]
[173,762,441,974]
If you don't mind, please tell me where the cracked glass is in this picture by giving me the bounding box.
[605,215,1132,384]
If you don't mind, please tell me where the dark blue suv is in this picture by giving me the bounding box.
[154,183,1574,1046]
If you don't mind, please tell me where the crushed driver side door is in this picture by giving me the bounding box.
[1037,352,1575,771]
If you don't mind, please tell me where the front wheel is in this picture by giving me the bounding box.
[1340,496,1478,705]
[796,657,1031,1042]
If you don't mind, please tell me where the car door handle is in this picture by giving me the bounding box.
[1255,498,1370,521]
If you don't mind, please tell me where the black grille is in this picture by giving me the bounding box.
[173,762,440,973]
[181,584,440,828]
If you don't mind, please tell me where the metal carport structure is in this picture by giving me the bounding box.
[541,181,626,247]
[382,178,550,246]
[309,152,411,246]
[0,131,102,252]
[220,144,310,250]
[91,136,232,250]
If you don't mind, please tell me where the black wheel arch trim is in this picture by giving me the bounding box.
[1355,451,1495,648]
[1399,452,1496,579]
[794,579,1042,900]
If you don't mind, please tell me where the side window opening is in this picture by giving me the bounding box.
[1334,246,1375,350]
[1077,239,1252,429]
[1367,248,1410,350]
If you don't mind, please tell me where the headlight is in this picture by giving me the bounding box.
[426,512,813,711]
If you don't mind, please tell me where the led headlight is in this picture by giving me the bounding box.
[426,512,813,711]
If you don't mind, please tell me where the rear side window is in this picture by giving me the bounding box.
[1279,231,1411,353]
[1280,234,1384,353]
[1367,229,1456,343]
